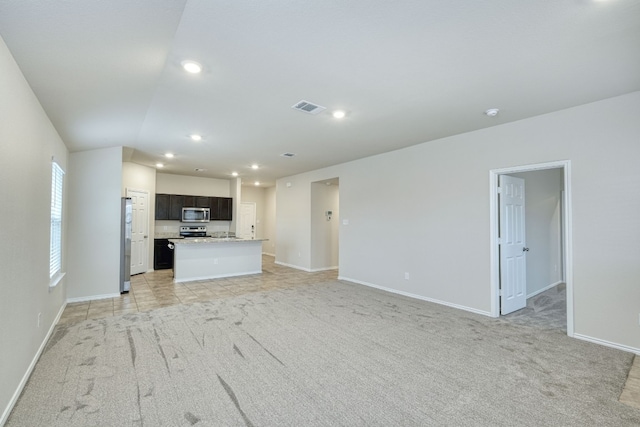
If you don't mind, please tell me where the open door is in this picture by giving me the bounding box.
[499,175,527,314]
[127,189,149,275]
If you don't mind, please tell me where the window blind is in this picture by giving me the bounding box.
[50,162,64,278]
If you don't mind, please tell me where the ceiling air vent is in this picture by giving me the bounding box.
[280,152,296,158]
[292,100,326,115]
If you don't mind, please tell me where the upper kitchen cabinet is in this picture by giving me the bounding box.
[209,197,233,221]
[218,197,232,220]
[155,194,170,220]
[155,193,232,221]
[169,194,185,220]
[196,196,210,208]
[183,195,195,208]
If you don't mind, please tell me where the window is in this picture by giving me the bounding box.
[50,161,64,283]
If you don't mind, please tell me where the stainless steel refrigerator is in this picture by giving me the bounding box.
[120,197,132,293]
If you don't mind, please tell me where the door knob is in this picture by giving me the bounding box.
[522,247,529,252]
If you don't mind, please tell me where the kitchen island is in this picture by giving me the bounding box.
[168,238,267,283]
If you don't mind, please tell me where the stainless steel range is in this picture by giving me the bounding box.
[179,225,210,238]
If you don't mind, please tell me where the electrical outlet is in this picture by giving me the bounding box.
[37,312,41,328]
[214,258,218,265]
[404,272,410,280]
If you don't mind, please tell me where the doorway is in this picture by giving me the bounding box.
[489,161,573,336]
[310,178,340,272]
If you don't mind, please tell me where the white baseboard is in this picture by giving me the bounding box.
[262,252,275,257]
[1,302,66,426]
[310,266,338,272]
[573,333,640,356]
[66,293,120,303]
[527,281,564,299]
[275,261,311,272]
[338,276,492,317]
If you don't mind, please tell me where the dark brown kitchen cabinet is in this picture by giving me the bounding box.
[155,194,170,220]
[154,239,174,270]
[209,197,232,221]
[169,195,185,220]
[183,195,195,207]
[155,193,233,221]
[196,196,210,208]
[218,197,232,220]
[208,197,218,218]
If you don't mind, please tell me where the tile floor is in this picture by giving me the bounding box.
[57,255,639,408]
[621,355,640,410]
[59,255,337,325]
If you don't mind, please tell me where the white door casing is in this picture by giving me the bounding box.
[127,189,149,275]
[238,202,256,239]
[499,175,527,315]
[490,160,573,336]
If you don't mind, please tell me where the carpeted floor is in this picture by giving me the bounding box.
[502,283,567,331]
[8,280,640,426]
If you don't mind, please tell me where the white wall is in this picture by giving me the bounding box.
[263,187,277,256]
[67,147,123,300]
[310,181,339,271]
[511,169,563,296]
[0,36,68,424]
[123,162,156,270]
[277,177,314,269]
[156,173,230,196]
[229,178,241,234]
[276,91,640,352]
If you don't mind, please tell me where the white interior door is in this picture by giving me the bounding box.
[127,189,149,275]
[238,202,256,239]
[499,175,527,315]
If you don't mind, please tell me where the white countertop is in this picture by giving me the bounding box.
[155,232,181,239]
[169,237,267,244]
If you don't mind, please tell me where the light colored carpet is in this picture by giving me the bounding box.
[8,280,640,426]
[502,284,567,332]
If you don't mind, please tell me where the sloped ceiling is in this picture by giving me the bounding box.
[1,0,639,186]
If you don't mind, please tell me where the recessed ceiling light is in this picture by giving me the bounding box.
[254,181,260,186]
[156,163,164,168]
[332,110,346,119]
[181,60,202,74]
[485,108,500,117]
[165,153,174,158]
[281,152,296,158]
[194,168,206,172]
[251,164,259,170]
[231,172,239,177]
[190,134,202,141]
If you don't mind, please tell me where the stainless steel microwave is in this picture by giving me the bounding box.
[182,207,210,223]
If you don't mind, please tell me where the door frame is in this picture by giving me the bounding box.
[489,160,573,336]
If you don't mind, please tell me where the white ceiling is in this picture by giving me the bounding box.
[1,0,639,187]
